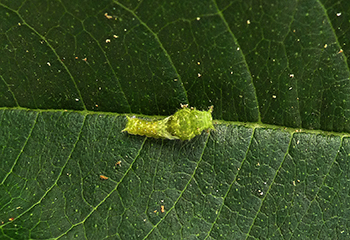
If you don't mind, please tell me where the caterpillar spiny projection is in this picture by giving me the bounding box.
[122,105,214,140]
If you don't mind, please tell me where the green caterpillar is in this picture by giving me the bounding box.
[122,105,214,140]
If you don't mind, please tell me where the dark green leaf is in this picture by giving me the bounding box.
[1,0,350,239]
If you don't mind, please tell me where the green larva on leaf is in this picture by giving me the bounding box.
[122,105,214,140]
[122,115,179,140]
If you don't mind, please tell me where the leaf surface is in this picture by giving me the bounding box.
[1,0,350,239]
